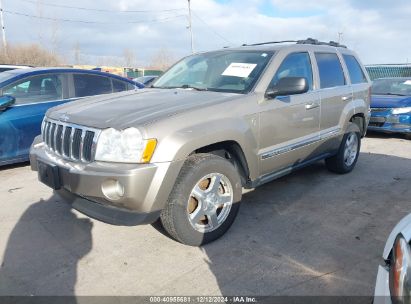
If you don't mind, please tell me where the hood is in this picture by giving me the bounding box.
[383,213,411,260]
[371,94,411,108]
[47,88,239,129]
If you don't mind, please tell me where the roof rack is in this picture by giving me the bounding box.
[242,38,347,48]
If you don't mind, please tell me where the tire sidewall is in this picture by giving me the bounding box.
[168,155,242,246]
[340,129,361,172]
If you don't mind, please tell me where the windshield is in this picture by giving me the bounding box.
[372,78,411,96]
[153,50,274,94]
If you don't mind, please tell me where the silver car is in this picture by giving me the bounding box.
[30,38,371,245]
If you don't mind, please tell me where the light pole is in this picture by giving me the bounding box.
[188,0,194,53]
[0,0,7,54]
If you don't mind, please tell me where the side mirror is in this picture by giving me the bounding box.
[0,95,15,111]
[266,77,309,99]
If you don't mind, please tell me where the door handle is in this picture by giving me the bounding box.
[342,95,353,101]
[305,102,319,110]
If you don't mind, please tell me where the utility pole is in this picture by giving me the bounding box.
[0,0,7,54]
[187,0,194,53]
[338,32,343,44]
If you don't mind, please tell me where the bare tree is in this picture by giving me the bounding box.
[148,47,176,71]
[0,43,60,66]
[122,48,136,67]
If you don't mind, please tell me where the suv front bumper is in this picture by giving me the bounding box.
[30,136,184,226]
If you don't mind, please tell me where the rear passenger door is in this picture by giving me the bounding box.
[315,52,352,136]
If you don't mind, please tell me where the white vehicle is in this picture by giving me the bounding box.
[374,214,411,303]
[0,64,32,73]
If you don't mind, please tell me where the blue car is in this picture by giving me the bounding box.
[369,77,411,139]
[0,68,143,166]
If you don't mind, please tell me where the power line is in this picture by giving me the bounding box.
[3,9,187,25]
[15,0,186,13]
[191,11,233,45]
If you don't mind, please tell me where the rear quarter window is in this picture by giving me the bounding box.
[342,54,367,84]
[315,53,346,89]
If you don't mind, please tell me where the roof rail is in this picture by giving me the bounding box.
[241,38,347,48]
[296,38,347,48]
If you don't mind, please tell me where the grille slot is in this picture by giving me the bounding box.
[41,118,99,163]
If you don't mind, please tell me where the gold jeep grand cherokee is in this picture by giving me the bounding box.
[30,38,371,246]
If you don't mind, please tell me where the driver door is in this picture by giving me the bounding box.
[259,52,321,176]
[0,73,68,164]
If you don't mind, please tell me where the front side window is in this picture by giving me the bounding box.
[73,74,112,97]
[153,50,274,94]
[315,53,346,89]
[3,74,63,104]
[268,52,313,91]
[343,54,367,84]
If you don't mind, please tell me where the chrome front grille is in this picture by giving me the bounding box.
[42,118,100,163]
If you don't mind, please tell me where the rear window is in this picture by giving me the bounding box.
[315,53,346,89]
[343,54,367,84]
[73,74,112,97]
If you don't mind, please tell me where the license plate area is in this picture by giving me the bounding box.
[37,161,61,190]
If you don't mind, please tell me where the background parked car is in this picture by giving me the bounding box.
[369,77,411,139]
[374,213,411,304]
[133,75,158,87]
[0,64,32,73]
[0,67,143,166]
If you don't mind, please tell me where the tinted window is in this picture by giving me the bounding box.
[112,79,127,92]
[73,74,112,97]
[3,74,63,104]
[269,52,313,90]
[315,53,346,88]
[343,54,367,84]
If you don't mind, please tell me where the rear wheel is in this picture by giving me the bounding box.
[160,154,242,246]
[325,123,361,174]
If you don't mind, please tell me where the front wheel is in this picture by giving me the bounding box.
[325,123,361,174]
[160,154,242,246]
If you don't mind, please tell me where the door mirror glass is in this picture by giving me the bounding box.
[0,95,16,111]
[266,77,309,99]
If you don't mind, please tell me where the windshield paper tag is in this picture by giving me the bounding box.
[403,80,411,85]
[222,63,257,78]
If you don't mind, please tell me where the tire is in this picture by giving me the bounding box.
[405,133,411,140]
[160,153,242,246]
[325,123,361,174]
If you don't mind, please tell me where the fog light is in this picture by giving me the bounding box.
[101,179,125,201]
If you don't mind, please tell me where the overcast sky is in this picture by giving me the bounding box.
[2,0,411,66]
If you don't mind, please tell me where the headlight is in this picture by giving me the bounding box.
[392,107,411,115]
[95,127,157,163]
[389,235,411,302]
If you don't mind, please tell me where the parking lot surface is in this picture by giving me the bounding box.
[0,133,410,296]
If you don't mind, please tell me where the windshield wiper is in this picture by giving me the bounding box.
[179,84,208,91]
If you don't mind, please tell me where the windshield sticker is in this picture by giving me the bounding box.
[222,63,257,78]
[403,80,411,85]
[261,53,268,57]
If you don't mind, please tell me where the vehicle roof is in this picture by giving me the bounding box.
[0,67,142,87]
[221,43,354,53]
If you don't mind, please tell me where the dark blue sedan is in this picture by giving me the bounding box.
[369,77,411,139]
[0,68,144,166]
